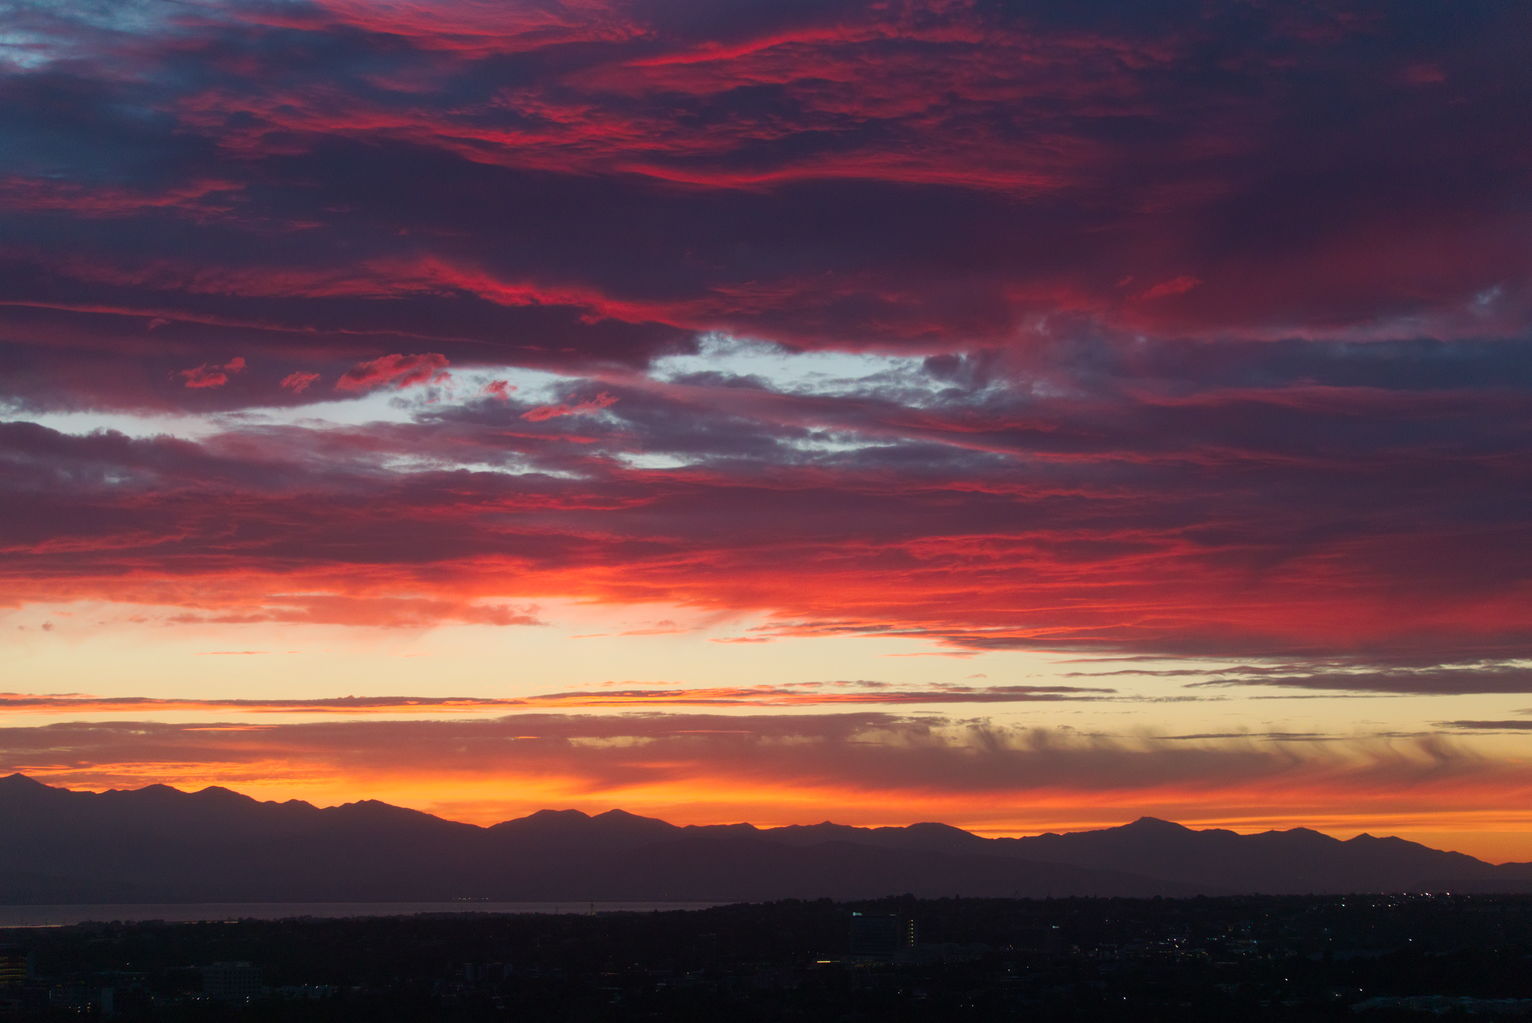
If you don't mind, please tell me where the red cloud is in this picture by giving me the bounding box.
[522,392,619,421]
[1139,276,1202,301]
[163,594,544,629]
[280,371,321,393]
[336,353,450,392]
[1,3,1529,674]
[3,372,1530,662]
[177,356,246,389]
[248,0,644,57]
[483,379,515,401]
[1400,63,1447,86]
[0,176,243,220]
[0,0,1522,391]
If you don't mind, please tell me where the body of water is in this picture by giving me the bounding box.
[0,901,724,928]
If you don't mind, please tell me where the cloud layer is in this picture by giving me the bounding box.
[0,681,1118,714]
[2,0,1528,401]
[6,712,1531,848]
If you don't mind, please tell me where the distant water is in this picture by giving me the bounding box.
[0,901,724,928]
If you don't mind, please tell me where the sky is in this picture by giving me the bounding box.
[3,0,1532,860]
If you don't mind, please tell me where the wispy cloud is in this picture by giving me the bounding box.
[0,682,1118,716]
[5,714,1529,841]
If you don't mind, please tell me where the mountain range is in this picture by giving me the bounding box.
[3,774,1530,903]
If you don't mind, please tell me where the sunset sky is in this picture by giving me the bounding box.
[4,0,1532,861]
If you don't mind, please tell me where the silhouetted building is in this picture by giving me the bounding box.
[203,961,262,1003]
[849,913,915,961]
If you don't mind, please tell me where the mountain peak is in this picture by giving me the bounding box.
[791,821,859,836]
[0,773,48,789]
[1122,816,1188,832]
[490,808,596,830]
[328,798,423,820]
[592,808,672,827]
[487,807,679,846]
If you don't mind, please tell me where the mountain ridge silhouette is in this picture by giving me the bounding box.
[3,774,1529,903]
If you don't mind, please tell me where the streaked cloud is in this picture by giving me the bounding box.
[0,681,1118,715]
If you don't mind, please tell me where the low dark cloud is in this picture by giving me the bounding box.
[0,681,1118,714]
[1435,721,1532,732]
[1,712,1520,805]
[1183,664,1532,696]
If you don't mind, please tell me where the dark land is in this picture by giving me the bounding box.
[6,894,1532,1020]
[5,775,1532,903]
[11,774,1532,1018]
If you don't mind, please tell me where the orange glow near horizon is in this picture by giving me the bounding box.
[16,749,1532,864]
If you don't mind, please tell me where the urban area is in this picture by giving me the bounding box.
[3,894,1532,1019]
